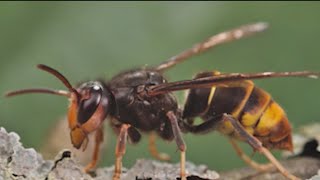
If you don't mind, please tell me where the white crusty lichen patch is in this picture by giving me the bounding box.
[0,127,220,180]
[47,150,92,180]
[101,159,220,180]
[3,124,320,180]
[0,127,95,180]
[0,127,52,179]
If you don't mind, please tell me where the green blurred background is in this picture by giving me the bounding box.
[1,2,320,172]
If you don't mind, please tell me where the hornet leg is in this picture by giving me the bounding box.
[84,126,104,173]
[223,113,300,180]
[113,124,130,180]
[229,138,274,172]
[149,132,171,161]
[167,111,187,180]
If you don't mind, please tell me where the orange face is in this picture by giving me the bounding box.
[5,64,114,151]
[67,82,113,150]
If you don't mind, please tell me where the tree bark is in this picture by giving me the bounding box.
[1,127,320,180]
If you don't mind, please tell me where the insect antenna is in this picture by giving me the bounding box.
[5,88,70,97]
[5,64,79,98]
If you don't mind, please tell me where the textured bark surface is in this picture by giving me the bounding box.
[220,157,320,180]
[1,127,320,180]
[0,127,218,180]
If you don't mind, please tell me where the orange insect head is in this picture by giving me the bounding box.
[5,64,114,150]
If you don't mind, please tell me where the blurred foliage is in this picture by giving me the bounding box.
[1,2,320,171]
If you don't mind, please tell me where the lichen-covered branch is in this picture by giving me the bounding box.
[1,127,320,180]
[0,127,218,180]
[220,157,320,180]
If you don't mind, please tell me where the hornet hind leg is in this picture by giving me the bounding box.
[181,114,299,180]
[229,138,274,172]
[223,114,300,180]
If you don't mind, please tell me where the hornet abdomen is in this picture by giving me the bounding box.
[183,71,293,151]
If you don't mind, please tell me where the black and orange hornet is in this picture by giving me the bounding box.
[6,22,319,180]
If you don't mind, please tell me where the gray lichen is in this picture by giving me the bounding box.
[220,157,320,180]
[110,159,219,180]
[47,150,92,180]
[0,127,219,180]
[0,127,53,180]
[2,126,320,180]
